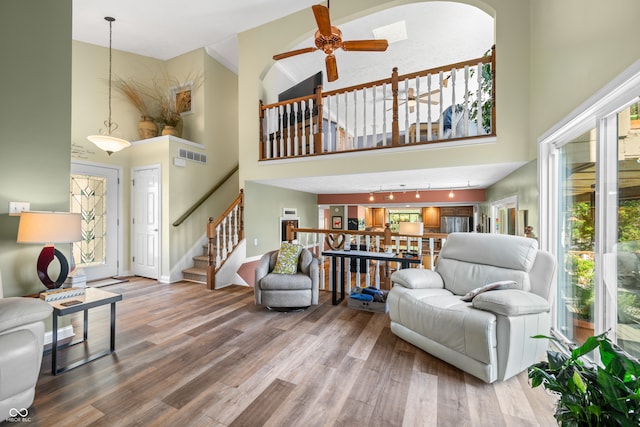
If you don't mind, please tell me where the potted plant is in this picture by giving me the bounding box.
[113,78,160,139]
[528,332,640,426]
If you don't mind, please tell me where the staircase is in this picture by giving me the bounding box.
[182,244,210,283]
[180,189,245,289]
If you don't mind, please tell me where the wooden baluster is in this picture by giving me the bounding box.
[427,237,434,270]
[207,217,215,290]
[285,103,292,157]
[353,90,358,149]
[450,68,457,138]
[215,223,222,268]
[345,91,350,149]
[463,65,470,137]
[259,100,265,160]
[362,88,367,148]
[490,45,495,135]
[427,75,434,141]
[314,85,322,155]
[292,102,298,157]
[476,62,483,134]
[298,101,304,156]
[227,212,233,253]
[335,93,340,152]
[415,76,420,142]
[277,105,284,158]
[391,67,399,146]
[439,72,445,138]
[372,86,377,148]
[308,98,314,155]
[404,78,409,144]
[382,83,388,146]
[325,95,331,153]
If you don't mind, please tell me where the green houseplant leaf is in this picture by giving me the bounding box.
[528,332,640,426]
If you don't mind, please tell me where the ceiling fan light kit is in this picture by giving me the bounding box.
[273,4,389,82]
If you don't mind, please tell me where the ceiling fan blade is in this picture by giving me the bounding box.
[342,39,389,51]
[417,89,441,98]
[273,47,317,61]
[418,99,439,105]
[326,54,338,82]
[312,5,332,37]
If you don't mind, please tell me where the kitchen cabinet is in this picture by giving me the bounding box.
[440,206,473,217]
[366,208,387,228]
[422,207,440,228]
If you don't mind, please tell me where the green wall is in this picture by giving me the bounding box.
[0,0,72,296]
[244,182,318,257]
[485,160,538,236]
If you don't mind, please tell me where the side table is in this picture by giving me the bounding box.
[46,287,123,375]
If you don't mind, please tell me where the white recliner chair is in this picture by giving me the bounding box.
[0,270,52,420]
[388,232,556,383]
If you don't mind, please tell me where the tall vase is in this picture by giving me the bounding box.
[138,116,158,139]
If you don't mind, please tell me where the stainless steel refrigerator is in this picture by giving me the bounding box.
[440,216,470,233]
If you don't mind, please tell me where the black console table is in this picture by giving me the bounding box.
[321,250,421,305]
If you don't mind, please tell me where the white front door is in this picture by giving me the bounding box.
[132,166,161,279]
[70,162,121,281]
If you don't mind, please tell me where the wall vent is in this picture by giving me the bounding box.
[178,148,207,164]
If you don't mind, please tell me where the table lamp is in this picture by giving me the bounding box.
[17,211,82,289]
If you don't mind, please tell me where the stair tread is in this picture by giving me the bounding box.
[183,267,207,274]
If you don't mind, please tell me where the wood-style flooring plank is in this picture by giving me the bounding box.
[30,278,557,426]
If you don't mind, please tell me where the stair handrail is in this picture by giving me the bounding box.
[173,164,239,227]
[206,189,244,290]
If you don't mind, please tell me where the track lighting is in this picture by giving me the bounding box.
[388,191,394,200]
[415,189,420,199]
[369,192,374,201]
[448,189,455,198]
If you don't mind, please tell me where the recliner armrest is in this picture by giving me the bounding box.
[391,268,444,289]
[472,289,549,316]
[0,297,52,333]
[254,252,273,285]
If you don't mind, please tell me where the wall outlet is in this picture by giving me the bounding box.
[9,201,30,216]
[254,238,258,246]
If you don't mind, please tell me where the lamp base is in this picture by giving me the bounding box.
[37,245,69,289]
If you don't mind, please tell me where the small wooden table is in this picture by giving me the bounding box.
[322,250,421,305]
[47,287,123,375]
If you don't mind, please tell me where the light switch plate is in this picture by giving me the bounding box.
[9,201,30,216]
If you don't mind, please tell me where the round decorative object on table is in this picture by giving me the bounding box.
[37,246,69,289]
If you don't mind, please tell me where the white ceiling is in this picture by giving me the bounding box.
[72,1,520,196]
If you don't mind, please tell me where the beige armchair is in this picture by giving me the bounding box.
[255,248,319,309]
[0,272,52,420]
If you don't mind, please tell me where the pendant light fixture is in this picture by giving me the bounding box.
[87,17,130,155]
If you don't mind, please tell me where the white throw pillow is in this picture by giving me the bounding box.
[460,280,518,302]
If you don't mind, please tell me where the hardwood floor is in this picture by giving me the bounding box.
[27,277,558,426]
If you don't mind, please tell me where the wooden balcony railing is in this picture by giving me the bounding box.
[259,47,495,161]
[284,221,448,291]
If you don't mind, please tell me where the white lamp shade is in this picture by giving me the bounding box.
[398,221,424,236]
[17,211,82,244]
[87,134,130,154]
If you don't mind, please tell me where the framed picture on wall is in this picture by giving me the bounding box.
[332,216,342,229]
[170,82,193,115]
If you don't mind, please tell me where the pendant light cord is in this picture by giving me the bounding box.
[105,17,116,134]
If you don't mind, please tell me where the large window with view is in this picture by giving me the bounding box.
[540,65,640,357]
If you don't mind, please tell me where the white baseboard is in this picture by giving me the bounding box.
[43,325,75,349]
